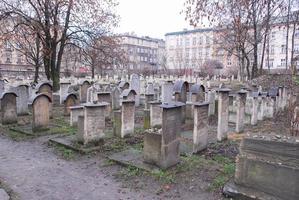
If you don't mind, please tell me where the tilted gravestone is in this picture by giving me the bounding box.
[0,92,18,125]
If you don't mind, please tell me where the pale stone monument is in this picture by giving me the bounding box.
[217,88,231,141]
[121,100,135,138]
[130,74,140,106]
[77,102,108,145]
[32,94,52,131]
[236,90,247,133]
[193,102,209,153]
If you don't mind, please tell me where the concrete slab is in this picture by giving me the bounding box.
[49,135,103,154]
[9,123,64,137]
[108,148,160,172]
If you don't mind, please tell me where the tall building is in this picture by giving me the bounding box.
[119,34,166,73]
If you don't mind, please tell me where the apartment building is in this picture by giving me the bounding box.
[165,17,299,75]
[119,34,166,73]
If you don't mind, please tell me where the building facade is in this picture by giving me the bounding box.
[119,34,166,74]
[165,20,299,75]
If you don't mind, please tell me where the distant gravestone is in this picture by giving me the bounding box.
[80,80,91,103]
[145,83,155,95]
[111,87,121,110]
[1,92,18,124]
[12,85,29,115]
[32,94,52,131]
[63,93,79,116]
[130,74,140,106]
[60,82,71,104]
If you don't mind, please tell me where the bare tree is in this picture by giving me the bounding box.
[83,36,128,79]
[0,0,119,91]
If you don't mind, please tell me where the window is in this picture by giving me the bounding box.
[17,54,22,64]
[295,29,299,38]
[206,36,210,45]
[6,52,12,63]
[281,59,286,67]
[192,37,196,46]
[271,31,276,39]
[294,44,299,54]
[281,45,286,54]
[185,38,190,47]
[270,45,275,55]
[268,59,274,68]
[198,36,203,45]
[227,57,232,66]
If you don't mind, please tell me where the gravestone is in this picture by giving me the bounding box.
[15,85,29,115]
[1,92,18,125]
[193,102,209,153]
[60,82,71,104]
[224,135,299,200]
[217,88,231,141]
[130,74,140,106]
[236,90,247,133]
[121,89,136,102]
[70,105,84,126]
[77,102,108,145]
[111,87,121,110]
[121,100,135,138]
[143,102,184,169]
[149,101,162,128]
[63,93,78,116]
[32,94,52,131]
[80,80,91,103]
[161,81,173,103]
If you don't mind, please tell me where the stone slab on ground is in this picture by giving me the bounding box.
[180,130,193,155]
[9,123,64,137]
[49,135,103,153]
[223,180,280,200]
[0,188,9,200]
[108,148,160,172]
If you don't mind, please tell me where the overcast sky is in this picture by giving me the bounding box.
[116,0,192,39]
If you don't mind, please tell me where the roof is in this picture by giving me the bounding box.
[165,28,215,36]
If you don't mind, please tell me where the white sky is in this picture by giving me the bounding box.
[115,0,192,39]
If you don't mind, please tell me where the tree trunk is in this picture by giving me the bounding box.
[260,0,271,75]
[285,0,291,70]
[251,0,259,79]
[291,21,297,75]
[34,63,39,83]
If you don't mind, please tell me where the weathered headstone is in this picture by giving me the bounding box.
[236,90,247,133]
[77,102,108,145]
[1,92,18,125]
[121,100,135,138]
[70,105,84,126]
[32,94,52,131]
[130,74,140,106]
[60,82,71,104]
[63,93,78,116]
[79,80,91,103]
[217,88,231,141]
[149,101,162,128]
[161,81,173,103]
[193,102,209,153]
[143,102,184,169]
